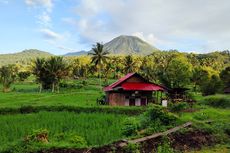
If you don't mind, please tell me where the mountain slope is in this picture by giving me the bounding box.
[0,49,53,66]
[64,51,88,56]
[64,35,159,56]
[104,35,158,55]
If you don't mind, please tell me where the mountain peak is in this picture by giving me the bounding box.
[104,35,158,55]
[63,35,159,56]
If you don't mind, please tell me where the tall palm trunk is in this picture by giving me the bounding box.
[52,82,55,93]
[39,84,42,93]
[99,65,102,87]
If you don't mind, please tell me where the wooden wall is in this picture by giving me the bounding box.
[108,92,126,106]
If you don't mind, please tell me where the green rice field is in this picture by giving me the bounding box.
[0,111,127,151]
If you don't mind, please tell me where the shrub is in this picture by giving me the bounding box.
[24,129,49,143]
[82,80,88,86]
[122,117,140,136]
[203,95,230,108]
[20,105,38,114]
[142,106,178,127]
[17,71,31,81]
[157,137,174,153]
[0,105,146,115]
[123,143,140,153]
[169,102,190,113]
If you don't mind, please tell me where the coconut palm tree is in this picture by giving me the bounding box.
[32,58,46,92]
[88,42,109,86]
[0,65,18,92]
[32,57,69,93]
[45,56,69,92]
[123,55,139,74]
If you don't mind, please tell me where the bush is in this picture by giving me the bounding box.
[0,105,146,115]
[82,80,88,86]
[203,95,230,108]
[142,106,178,127]
[169,102,190,113]
[122,117,140,136]
[123,143,140,153]
[24,129,49,143]
[157,137,174,153]
[17,71,31,81]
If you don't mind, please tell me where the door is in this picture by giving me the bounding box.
[129,98,135,106]
[141,98,147,106]
[135,98,141,106]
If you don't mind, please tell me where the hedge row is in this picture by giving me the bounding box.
[0,105,146,115]
[203,95,230,108]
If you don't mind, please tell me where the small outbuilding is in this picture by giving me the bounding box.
[103,73,165,106]
[224,86,230,94]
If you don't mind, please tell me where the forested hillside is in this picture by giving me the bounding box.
[0,49,52,66]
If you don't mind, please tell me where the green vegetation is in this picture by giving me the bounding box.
[0,64,18,92]
[0,48,230,152]
[0,112,126,152]
[202,94,230,108]
[32,56,70,92]
[0,49,52,66]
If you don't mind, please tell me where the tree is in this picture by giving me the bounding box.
[0,65,18,92]
[191,66,209,92]
[160,55,192,88]
[88,43,109,86]
[220,66,230,87]
[32,57,69,93]
[32,58,46,92]
[18,71,31,81]
[45,56,70,92]
[200,74,222,96]
[123,55,140,74]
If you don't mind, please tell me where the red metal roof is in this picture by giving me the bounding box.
[104,73,164,92]
[104,73,136,91]
[121,82,164,91]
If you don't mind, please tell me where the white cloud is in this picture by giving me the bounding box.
[40,28,63,41]
[57,46,79,52]
[67,0,230,52]
[25,0,53,28]
[25,0,53,12]
[37,11,51,28]
[132,32,159,45]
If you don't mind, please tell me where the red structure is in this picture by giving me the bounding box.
[104,73,165,106]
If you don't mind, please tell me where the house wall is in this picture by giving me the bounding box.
[108,92,126,106]
[107,91,153,106]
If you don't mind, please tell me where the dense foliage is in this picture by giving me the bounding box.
[1,50,230,95]
[32,57,69,92]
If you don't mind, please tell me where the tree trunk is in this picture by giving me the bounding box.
[39,84,42,93]
[57,83,60,93]
[52,83,55,93]
[3,86,10,93]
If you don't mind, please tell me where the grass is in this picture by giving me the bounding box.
[188,144,230,153]
[0,78,108,108]
[0,78,230,152]
[0,111,127,151]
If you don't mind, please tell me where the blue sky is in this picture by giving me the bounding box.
[0,0,230,55]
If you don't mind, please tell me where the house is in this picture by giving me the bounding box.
[103,73,165,106]
[168,87,190,102]
[224,86,230,94]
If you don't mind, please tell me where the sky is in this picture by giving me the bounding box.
[0,0,230,55]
